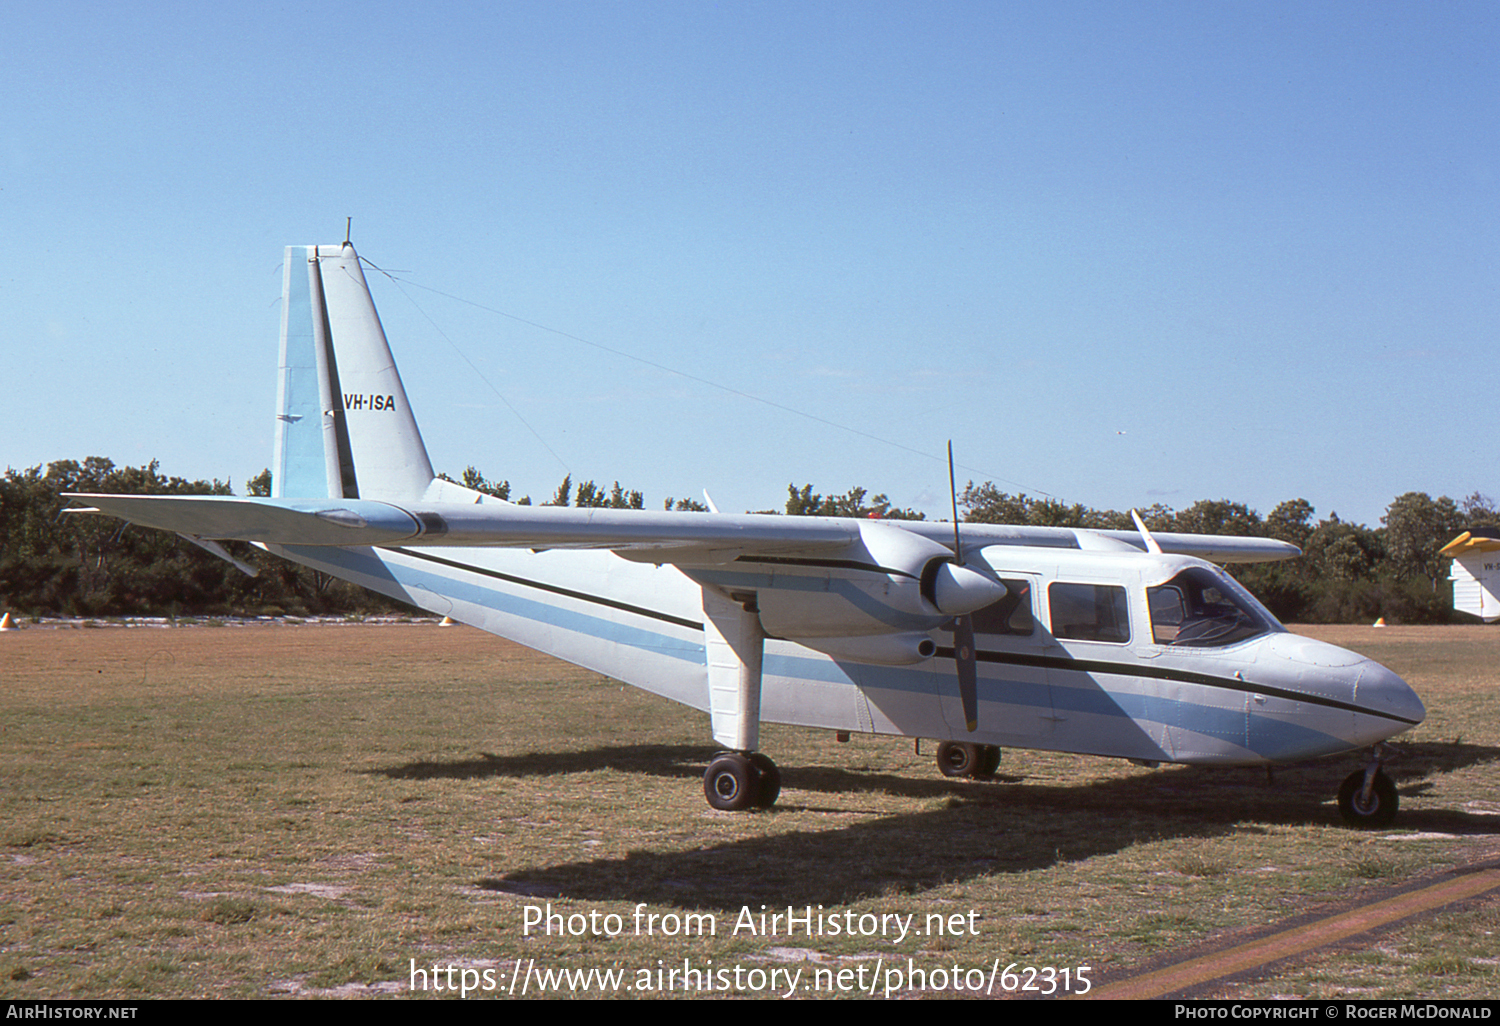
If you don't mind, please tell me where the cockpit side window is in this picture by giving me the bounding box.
[970,578,1034,636]
[1148,567,1274,647]
[1048,583,1130,643]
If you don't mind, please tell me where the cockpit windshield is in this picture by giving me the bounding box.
[1147,567,1282,648]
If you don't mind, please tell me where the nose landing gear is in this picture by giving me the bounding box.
[1337,743,1401,828]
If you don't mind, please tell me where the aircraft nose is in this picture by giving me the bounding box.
[1260,633,1424,733]
[1356,658,1426,727]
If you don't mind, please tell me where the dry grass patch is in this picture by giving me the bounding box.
[0,621,1496,999]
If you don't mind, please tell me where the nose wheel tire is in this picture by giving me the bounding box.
[1337,768,1398,828]
[704,752,781,811]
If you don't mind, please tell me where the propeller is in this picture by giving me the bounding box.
[948,442,979,732]
[1131,508,1163,554]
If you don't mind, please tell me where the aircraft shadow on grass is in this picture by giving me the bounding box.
[450,741,1500,910]
[368,736,1497,800]
[366,744,723,782]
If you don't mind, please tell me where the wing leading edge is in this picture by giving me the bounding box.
[66,492,1300,565]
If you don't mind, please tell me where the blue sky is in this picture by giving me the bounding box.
[4,1,1495,526]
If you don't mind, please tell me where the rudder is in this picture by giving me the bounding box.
[272,243,434,501]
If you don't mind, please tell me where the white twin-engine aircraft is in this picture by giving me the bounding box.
[70,243,1426,827]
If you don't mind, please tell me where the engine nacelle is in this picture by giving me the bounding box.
[795,632,937,666]
[754,521,1006,639]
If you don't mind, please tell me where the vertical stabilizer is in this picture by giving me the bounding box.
[271,244,435,501]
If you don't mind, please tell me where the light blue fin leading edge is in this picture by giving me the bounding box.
[272,246,330,499]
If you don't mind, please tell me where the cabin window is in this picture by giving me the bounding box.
[970,578,1034,636]
[1147,567,1275,647]
[1048,583,1130,643]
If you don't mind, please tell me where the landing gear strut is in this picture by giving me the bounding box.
[936,741,1001,780]
[700,589,777,811]
[704,751,781,811]
[1337,743,1400,828]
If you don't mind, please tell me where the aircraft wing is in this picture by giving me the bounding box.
[63,493,862,559]
[66,493,1300,565]
[1069,528,1300,564]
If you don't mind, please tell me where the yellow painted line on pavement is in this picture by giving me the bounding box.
[1089,866,1500,1000]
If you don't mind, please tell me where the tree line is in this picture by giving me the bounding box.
[0,459,381,619]
[955,483,1496,625]
[0,456,1493,624]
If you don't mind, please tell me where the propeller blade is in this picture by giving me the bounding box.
[948,441,962,563]
[948,442,978,731]
[1130,508,1164,554]
[954,613,978,732]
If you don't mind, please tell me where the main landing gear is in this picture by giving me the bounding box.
[1337,743,1401,829]
[704,752,781,811]
[699,589,777,811]
[935,741,1001,780]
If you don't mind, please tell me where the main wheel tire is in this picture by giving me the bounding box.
[977,744,1002,778]
[748,752,781,809]
[1337,769,1398,829]
[937,741,981,778]
[704,753,757,811]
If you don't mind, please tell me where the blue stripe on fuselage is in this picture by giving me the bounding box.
[280,544,705,663]
[276,544,1349,759]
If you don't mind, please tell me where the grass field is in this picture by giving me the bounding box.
[1,620,1496,1000]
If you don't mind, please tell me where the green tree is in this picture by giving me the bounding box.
[785,484,923,520]
[1264,498,1315,550]
[1305,515,1382,583]
[606,481,644,510]
[1460,491,1499,528]
[461,466,511,500]
[1382,492,1464,590]
[957,483,1032,525]
[959,483,1103,528]
[1171,499,1261,536]
[574,480,603,507]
